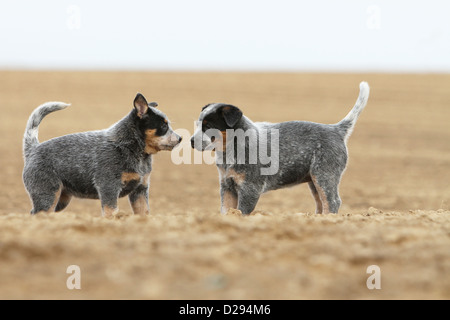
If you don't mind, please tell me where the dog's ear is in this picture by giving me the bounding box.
[134,93,149,118]
[202,103,213,111]
[221,105,243,128]
[148,102,158,108]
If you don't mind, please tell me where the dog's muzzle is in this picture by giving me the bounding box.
[162,132,182,150]
[190,134,213,151]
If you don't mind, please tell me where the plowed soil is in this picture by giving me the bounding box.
[0,71,449,299]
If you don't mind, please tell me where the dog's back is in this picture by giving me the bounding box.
[256,120,348,192]
[259,82,370,193]
[23,111,150,200]
[25,131,115,199]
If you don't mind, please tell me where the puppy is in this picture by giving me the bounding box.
[23,93,181,217]
[190,82,370,214]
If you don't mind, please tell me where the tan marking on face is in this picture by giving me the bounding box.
[144,129,162,154]
[226,169,246,186]
[102,206,118,219]
[130,195,149,216]
[311,175,330,214]
[164,119,168,124]
[222,190,238,213]
[121,172,140,184]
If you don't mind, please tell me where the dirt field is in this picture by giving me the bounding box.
[0,71,449,299]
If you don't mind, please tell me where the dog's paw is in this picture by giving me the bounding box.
[226,208,243,216]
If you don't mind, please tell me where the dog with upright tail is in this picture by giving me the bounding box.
[22,93,182,217]
[190,82,370,215]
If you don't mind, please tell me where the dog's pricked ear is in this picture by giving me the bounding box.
[221,105,243,128]
[134,93,149,118]
[149,102,158,108]
[202,103,213,111]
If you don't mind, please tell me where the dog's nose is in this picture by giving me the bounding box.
[190,137,195,148]
[178,135,182,143]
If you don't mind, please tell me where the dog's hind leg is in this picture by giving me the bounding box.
[310,174,341,214]
[55,189,72,212]
[24,167,63,214]
[308,182,323,214]
[29,186,62,215]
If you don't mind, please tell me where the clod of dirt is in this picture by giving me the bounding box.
[226,208,243,216]
[113,211,132,220]
[366,207,383,215]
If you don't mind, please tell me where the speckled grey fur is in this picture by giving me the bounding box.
[23,96,181,216]
[191,82,370,214]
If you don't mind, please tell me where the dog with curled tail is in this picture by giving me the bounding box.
[23,93,182,217]
[190,82,370,215]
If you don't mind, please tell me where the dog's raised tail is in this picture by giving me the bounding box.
[337,81,370,143]
[23,102,70,159]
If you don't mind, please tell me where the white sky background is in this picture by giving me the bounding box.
[0,0,449,72]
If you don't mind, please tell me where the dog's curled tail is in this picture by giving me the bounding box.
[337,81,370,143]
[23,102,70,159]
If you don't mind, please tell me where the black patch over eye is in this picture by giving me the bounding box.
[138,112,169,137]
[160,122,169,134]
[202,112,228,131]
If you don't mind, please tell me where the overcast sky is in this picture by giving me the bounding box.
[0,0,449,72]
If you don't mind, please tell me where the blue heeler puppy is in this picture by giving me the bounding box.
[23,93,182,217]
[190,82,370,215]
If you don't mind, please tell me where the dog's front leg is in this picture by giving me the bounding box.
[236,183,261,215]
[129,184,150,216]
[99,191,120,219]
[220,184,238,214]
[96,181,122,218]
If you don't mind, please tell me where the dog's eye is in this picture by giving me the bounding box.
[161,122,168,133]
